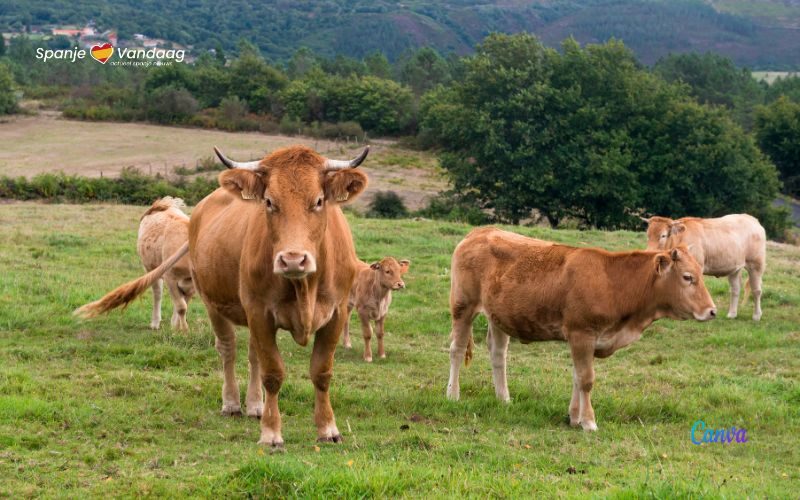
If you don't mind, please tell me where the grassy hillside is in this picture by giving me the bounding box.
[3,0,800,67]
[0,202,798,496]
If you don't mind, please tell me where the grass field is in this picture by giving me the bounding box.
[0,202,798,497]
[0,115,446,210]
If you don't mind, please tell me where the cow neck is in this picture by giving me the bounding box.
[607,252,661,325]
[289,276,318,342]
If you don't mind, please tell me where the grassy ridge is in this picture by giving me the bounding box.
[0,203,798,497]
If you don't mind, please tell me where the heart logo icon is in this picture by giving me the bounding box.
[90,43,114,64]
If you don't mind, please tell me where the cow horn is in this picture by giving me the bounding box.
[324,146,370,171]
[213,146,262,170]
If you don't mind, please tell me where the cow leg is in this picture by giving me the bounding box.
[726,268,742,319]
[358,309,373,362]
[341,303,353,349]
[487,323,511,402]
[245,333,264,419]
[447,309,476,401]
[149,278,163,330]
[311,306,345,443]
[376,316,387,359]
[568,334,597,432]
[166,280,189,331]
[747,263,764,321]
[209,309,241,416]
[569,367,580,426]
[248,313,285,448]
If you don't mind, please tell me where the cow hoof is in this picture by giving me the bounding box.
[581,421,598,432]
[569,418,581,427]
[752,314,762,322]
[344,343,352,349]
[726,312,737,319]
[364,357,372,363]
[258,438,285,452]
[317,434,343,444]
[221,405,243,417]
[149,323,160,330]
[246,408,263,419]
[379,354,386,359]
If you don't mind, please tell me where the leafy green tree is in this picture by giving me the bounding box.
[765,76,800,103]
[0,62,17,114]
[397,47,451,96]
[364,52,391,79]
[421,34,784,233]
[653,52,764,129]
[227,51,288,114]
[755,96,800,196]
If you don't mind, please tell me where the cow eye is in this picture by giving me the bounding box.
[683,273,694,284]
[265,198,276,212]
[312,197,323,211]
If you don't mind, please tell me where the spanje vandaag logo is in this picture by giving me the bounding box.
[36,43,184,66]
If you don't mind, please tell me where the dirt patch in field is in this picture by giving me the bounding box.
[0,114,448,210]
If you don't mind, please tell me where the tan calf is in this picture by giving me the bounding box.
[446,227,716,432]
[342,257,410,361]
[644,214,766,321]
[137,197,195,331]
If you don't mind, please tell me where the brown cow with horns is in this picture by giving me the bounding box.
[76,145,370,449]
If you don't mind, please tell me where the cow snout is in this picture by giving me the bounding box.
[694,307,717,321]
[274,251,317,277]
[393,281,405,290]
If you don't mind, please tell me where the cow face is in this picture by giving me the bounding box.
[645,216,688,251]
[654,246,716,321]
[218,146,368,279]
[370,257,410,290]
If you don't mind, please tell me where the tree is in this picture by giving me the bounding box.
[755,97,800,197]
[397,47,451,96]
[653,52,765,129]
[765,76,800,104]
[0,62,17,114]
[421,34,784,233]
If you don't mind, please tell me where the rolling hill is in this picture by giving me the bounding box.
[2,1,799,68]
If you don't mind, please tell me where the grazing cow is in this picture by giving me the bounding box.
[643,214,766,321]
[76,145,369,449]
[138,197,194,331]
[342,257,410,361]
[446,227,716,432]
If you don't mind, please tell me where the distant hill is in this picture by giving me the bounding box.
[2,0,799,68]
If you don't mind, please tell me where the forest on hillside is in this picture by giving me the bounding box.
[1,0,800,68]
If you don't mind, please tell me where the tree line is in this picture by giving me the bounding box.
[1,33,798,238]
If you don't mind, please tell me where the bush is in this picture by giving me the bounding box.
[366,191,408,219]
[0,170,218,205]
[145,87,199,124]
[279,115,304,136]
[415,191,490,225]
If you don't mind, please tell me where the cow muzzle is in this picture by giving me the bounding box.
[274,251,317,278]
[693,307,717,321]
[392,282,405,290]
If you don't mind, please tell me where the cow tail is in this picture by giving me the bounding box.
[74,242,189,319]
[741,280,751,306]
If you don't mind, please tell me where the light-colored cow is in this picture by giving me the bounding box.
[342,257,410,362]
[643,214,766,321]
[137,197,194,331]
[446,227,716,432]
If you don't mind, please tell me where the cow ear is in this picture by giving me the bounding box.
[370,262,381,270]
[656,254,672,275]
[219,170,265,201]
[325,169,368,204]
[399,259,410,272]
[670,223,686,235]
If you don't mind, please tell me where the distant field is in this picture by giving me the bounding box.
[0,114,446,210]
[752,71,800,84]
[0,203,798,497]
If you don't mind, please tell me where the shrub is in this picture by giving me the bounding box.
[366,191,408,219]
[415,191,490,225]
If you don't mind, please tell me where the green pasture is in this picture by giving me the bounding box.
[0,203,798,497]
